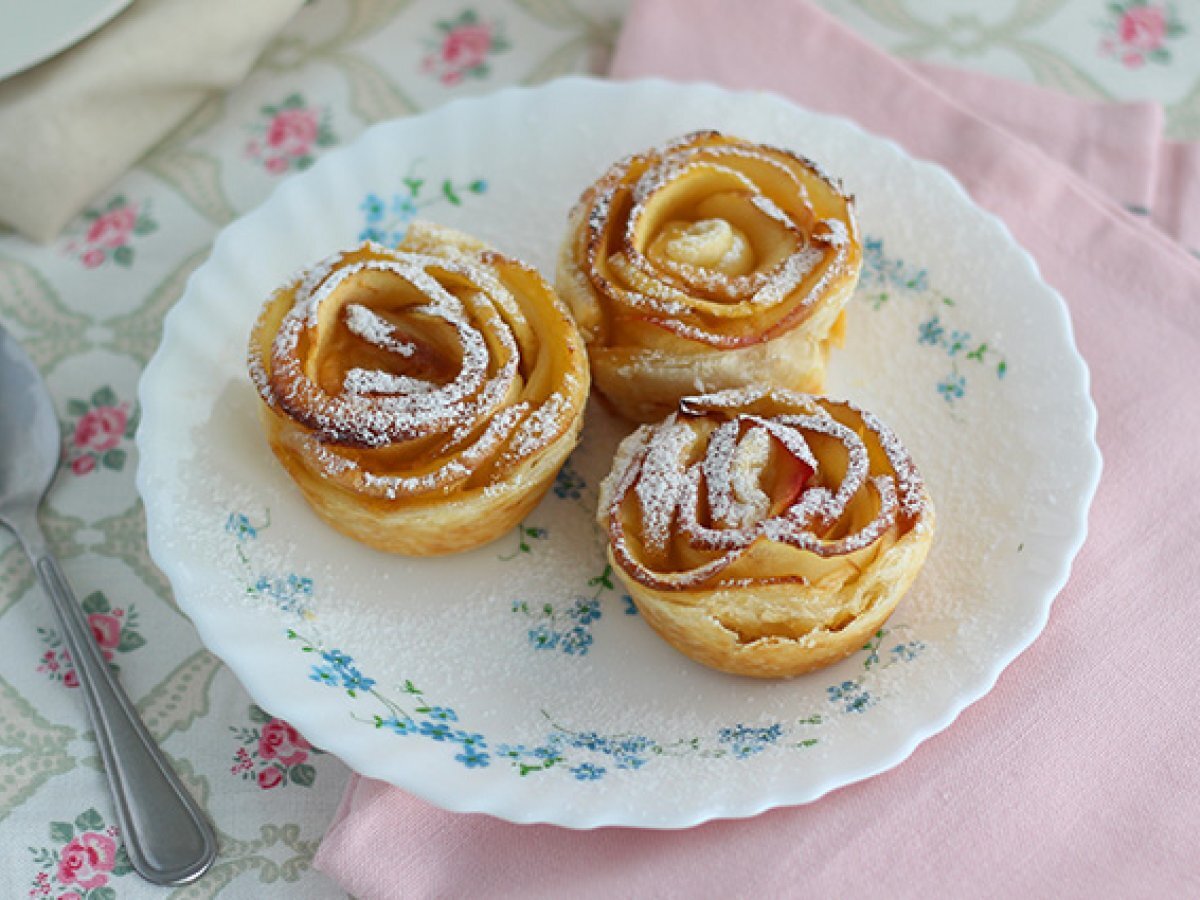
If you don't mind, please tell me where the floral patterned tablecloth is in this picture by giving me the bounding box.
[0,1,1194,897]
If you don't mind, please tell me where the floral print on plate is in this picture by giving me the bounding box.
[509,563,622,658]
[859,235,1008,404]
[357,165,488,246]
[500,459,636,656]
[230,509,927,781]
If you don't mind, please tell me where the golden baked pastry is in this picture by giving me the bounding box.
[557,130,861,422]
[248,222,589,555]
[598,387,934,678]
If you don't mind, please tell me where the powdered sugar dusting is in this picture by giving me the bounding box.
[344,303,417,357]
[505,392,566,462]
[748,245,822,306]
[604,389,930,590]
[574,131,857,346]
[634,415,697,553]
[703,421,771,530]
[818,218,849,248]
[267,253,509,447]
[344,368,435,395]
[358,402,527,498]
[254,241,582,494]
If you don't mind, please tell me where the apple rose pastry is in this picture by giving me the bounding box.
[558,130,862,422]
[248,223,589,556]
[598,387,934,678]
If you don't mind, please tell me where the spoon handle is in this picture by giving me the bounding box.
[34,550,218,885]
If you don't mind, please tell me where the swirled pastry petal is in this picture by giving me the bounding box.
[558,131,861,422]
[598,387,934,678]
[249,222,590,556]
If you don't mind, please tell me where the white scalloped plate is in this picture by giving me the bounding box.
[0,0,131,81]
[137,77,1100,829]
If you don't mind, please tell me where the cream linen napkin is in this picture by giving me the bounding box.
[0,0,304,242]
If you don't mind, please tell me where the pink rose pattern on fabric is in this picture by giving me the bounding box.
[56,832,116,890]
[36,592,145,689]
[27,808,133,897]
[421,9,511,86]
[260,718,311,766]
[88,613,122,651]
[246,94,336,174]
[63,387,136,477]
[62,195,157,268]
[231,705,321,789]
[75,407,125,453]
[1099,1,1186,67]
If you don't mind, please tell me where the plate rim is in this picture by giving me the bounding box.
[136,75,1102,829]
[0,0,133,82]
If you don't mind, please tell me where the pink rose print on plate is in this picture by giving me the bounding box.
[37,592,145,689]
[1099,1,1186,68]
[246,94,336,174]
[27,808,133,896]
[422,9,511,86]
[63,194,156,268]
[64,386,136,476]
[232,705,322,789]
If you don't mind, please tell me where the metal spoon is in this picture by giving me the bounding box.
[0,324,217,886]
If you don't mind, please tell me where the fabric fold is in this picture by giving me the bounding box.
[0,0,304,242]
[906,60,1163,213]
[612,0,1199,258]
[1153,140,1200,251]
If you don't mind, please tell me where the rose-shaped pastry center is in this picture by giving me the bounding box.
[652,218,754,277]
[314,271,505,419]
[270,254,520,450]
[250,238,586,500]
[573,131,860,348]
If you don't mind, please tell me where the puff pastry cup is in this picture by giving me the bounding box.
[597,387,934,678]
[557,130,862,422]
[248,222,590,556]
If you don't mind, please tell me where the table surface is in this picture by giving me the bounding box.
[0,0,1195,896]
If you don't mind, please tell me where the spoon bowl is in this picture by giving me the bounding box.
[0,329,59,530]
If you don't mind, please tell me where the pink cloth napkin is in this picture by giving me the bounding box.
[315,2,1200,896]
[902,60,1200,251]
